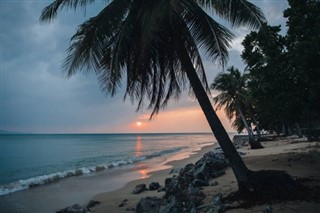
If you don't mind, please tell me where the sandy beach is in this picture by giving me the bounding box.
[90,136,320,213]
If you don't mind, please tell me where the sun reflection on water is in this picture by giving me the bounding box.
[135,136,143,157]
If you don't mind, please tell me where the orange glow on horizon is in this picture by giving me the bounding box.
[128,107,232,133]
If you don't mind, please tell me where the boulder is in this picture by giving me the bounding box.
[164,177,179,197]
[192,179,209,187]
[210,181,219,186]
[179,164,195,179]
[56,204,90,213]
[205,193,226,213]
[149,182,160,191]
[186,185,206,206]
[263,206,273,213]
[86,200,100,209]
[133,184,147,194]
[210,170,225,178]
[136,197,161,213]
[160,201,196,213]
[164,178,172,188]
[169,168,180,174]
[118,203,126,207]
[193,152,227,181]
[160,201,175,213]
[211,193,222,206]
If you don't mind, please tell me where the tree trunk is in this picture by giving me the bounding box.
[295,123,303,138]
[175,41,250,189]
[235,100,263,149]
[252,115,262,139]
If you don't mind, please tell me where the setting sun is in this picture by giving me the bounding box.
[136,122,142,126]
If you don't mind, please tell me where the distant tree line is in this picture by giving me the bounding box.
[212,0,320,140]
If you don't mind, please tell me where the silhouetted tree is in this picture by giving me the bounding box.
[41,0,299,197]
[211,66,263,149]
[284,0,320,135]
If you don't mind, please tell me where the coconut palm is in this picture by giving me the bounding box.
[40,0,296,195]
[211,66,263,149]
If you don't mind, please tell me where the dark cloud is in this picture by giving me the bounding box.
[0,0,289,133]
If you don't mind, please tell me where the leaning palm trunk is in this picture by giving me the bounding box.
[252,115,262,139]
[235,100,263,149]
[175,40,250,189]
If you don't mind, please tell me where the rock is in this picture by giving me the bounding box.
[211,193,222,206]
[210,181,218,186]
[169,168,180,174]
[157,187,165,192]
[86,200,100,209]
[179,164,195,177]
[136,197,161,213]
[232,135,248,146]
[160,202,175,213]
[133,184,147,194]
[194,163,209,181]
[165,178,172,188]
[56,204,90,213]
[161,201,196,213]
[118,203,126,207]
[164,177,179,197]
[149,182,160,190]
[195,169,207,181]
[186,185,206,206]
[192,179,209,187]
[193,152,227,181]
[238,151,246,156]
[263,205,273,213]
[126,207,135,211]
[210,170,225,178]
[206,206,225,213]
[178,164,195,189]
[205,193,226,213]
[118,199,128,207]
[190,206,197,213]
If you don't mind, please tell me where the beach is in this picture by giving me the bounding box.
[0,133,217,212]
[91,136,320,213]
[1,135,319,212]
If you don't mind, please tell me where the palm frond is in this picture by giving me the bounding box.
[63,0,131,95]
[196,0,266,29]
[180,0,234,66]
[40,0,98,22]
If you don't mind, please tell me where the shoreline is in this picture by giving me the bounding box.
[0,142,217,213]
[92,143,217,212]
[91,136,320,213]
[1,136,319,212]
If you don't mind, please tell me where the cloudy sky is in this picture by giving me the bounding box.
[0,0,289,134]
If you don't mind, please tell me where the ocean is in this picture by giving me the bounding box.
[0,133,218,196]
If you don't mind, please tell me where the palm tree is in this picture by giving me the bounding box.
[211,66,263,149]
[40,0,296,195]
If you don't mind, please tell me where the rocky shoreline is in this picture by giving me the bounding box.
[55,136,320,213]
[134,149,230,213]
[56,137,247,213]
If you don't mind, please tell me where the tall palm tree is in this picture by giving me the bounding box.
[40,0,267,192]
[211,66,263,149]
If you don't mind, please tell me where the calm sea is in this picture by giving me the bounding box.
[0,133,219,196]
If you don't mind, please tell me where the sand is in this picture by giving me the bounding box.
[91,136,320,213]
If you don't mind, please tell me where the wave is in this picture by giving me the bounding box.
[0,147,186,196]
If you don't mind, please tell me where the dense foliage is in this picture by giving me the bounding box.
[238,0,320,136]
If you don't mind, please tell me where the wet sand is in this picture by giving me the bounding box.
[91,137,320,213]
[0,143,216,213]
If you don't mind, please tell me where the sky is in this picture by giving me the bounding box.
[0,0,289,134]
